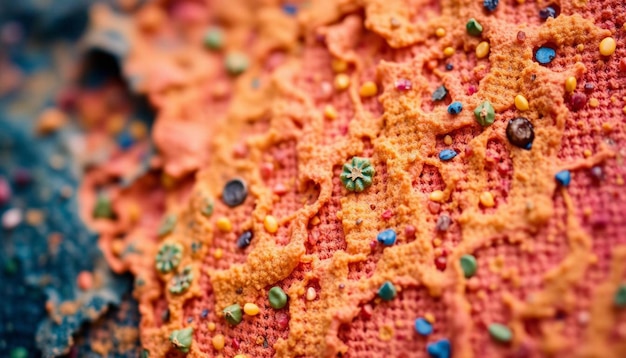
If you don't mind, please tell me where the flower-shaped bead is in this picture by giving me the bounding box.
[156,242,183,273]
[340,157,375,192]
[169,266,193,294]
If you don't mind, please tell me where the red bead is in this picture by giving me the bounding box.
[435,256,447,271]
[370,240,377,251]
[395,78,412,91]
[260,162,274,179]
[620,58,626,73]
[273,183,288,195]
[231,338,241,350]
[517,31,526,42]
[381,210,393,220]
[404,225,416,240]
[467,85,477,95]
[428,202,441,214]
[570,93,587,111]
[361,304,373,319]
[276,312,289,329]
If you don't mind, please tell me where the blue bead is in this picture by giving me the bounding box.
[525,142,532,150]
[378,281,397,301]
[447,101,463,115]
[539,6,557,20]
[282,4,297,15]
[535,47,556,64]
[117,132,134,150]
[414,318,433,336]
[483,0,499,12]
[201,309,209,318]
[439,149,457,161]
[377,229,397,246]
[427,339,451,358]
[555,170,571,186]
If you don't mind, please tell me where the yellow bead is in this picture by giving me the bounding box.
[599,37,617,56]
[433,238,442,247]
[583,149,592,158]
[234,355,248,358]
[129,120,148,140]
[476,41,490,59]
[212,334,225,350]
[264,215,278,233]
[424,312,436,323]
[589,98,599,108]
[565,76,577,93]
[324,105,338,119]
[207,322,216,331]
[443,46,455,57]
[213,248,223,259]
[429,190,445,202]
[216,217,232,232]
[331,58,348,73]
[514,95,529,111]
[480,191,495,207]
[443,135,453,146]
[617,176,624,186]
[359,81,378,97]
[576,44,584,52]
[244,303,260,315]
[623,105,626,115]
[435,27,446,37]
[334,74,351,90]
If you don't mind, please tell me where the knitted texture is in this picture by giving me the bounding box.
[80,0,626,357]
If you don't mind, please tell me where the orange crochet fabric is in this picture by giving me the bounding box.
[80,0,626,357]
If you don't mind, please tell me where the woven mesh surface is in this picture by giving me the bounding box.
[80,0,626,357]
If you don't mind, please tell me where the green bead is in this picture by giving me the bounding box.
[93,194,114,219]
[169,327,193,353]
[223,303,243,325]
[460,254,477,278]
[340,157,375,192]
[204,28,223,50]
[158,214,177,237]
[169,266,193,294]
[4,257,18,275]
[201,198,214,217]
[378,281,397,301]
[615,284,626,308]
[225,53,249,76]
[10,347,28,358]
[488,323,512,343]
[141,349,149,358]
[155,242,183,273]
[474,101,495,127]
[466,18,483,36]
[268,286,288,309]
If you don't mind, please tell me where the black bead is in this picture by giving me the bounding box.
[539,6,557,20]
[506,117,535,149]
[445,63,453,71]
[483,0,499,12]
[222,178,248,207]
[237,230,253,249]
[432,85,448,102]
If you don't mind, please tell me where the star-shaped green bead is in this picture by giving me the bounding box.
[155,242,183,273]
[169,266,193,294]
[340,157,375,192]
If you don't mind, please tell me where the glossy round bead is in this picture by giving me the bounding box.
[204,28,223,50]
[565,76,577,93]
[447,101,463,114]
[395,78,412,91]
[244,303,260,316]
[212,334,225,350]
[555,170,571,186]
[615,284,626,307]
[331,58,348,73]
[570,92,587,111]
[476,41,490,59]
[439,149,457,161]
[264,215,278,233]
[268,286,288,309]
[225,53,249,75]
[359,81,378,97]
[506,117,535,149]
[435,27,446,37]
[483,0,499,11]
[443,47,455,57]
[480,191,495,207]
[430,190,445,202]
[306,287,317,301]
[377,229,397,246]
[216,217,232,232]
[222,178,248,207]
[514,95,529,111]
[334,74,351,90]
[488,323,513,343]
[535,46,556,64]
[599,37,616,56]
[427,339,451,358]
[378,281,397,301]
[237,230,253,249]
[324,105,338,119]
[415,318,433,336]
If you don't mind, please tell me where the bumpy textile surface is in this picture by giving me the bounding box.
[58,0,626,357]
